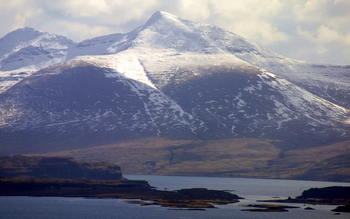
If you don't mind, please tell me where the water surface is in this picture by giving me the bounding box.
[1,175,349,219]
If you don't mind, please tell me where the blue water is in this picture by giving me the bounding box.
[1,175,350,219]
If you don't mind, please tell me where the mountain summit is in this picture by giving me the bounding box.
[0,12,349,181]
[0,27,75,71]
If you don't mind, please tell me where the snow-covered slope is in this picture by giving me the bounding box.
[0,56,206,138]
[0,27,75,93]
[1,49,349,142]
[66,33,124,59]
[0,27,75,71]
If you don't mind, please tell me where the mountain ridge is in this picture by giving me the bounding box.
[1,11,349,142]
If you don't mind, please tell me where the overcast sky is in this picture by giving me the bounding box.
[1,0,349,65]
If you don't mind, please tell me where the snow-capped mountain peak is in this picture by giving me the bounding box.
[0,27,75,71]
[142,11,183,28]
[0,27,77,93]
[0,27,43,58]
[133,11,223,54]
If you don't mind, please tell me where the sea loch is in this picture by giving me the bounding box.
[1,175,349,219]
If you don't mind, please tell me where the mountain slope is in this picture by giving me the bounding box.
[0,50,348,152]
[0,58,203,136]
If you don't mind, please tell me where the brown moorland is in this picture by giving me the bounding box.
[35,138,350,182]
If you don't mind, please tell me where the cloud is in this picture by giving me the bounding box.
[165,0,289,45]
[292,0,350,43]
[287,0,350,63]
[0,0,160,41]
[292,0,328,23]
[40,0,160,24]
[292,0,350,24]
[317,26,342,43]
[297,25,342,44]
[0,0,37,30]
[56,21,115,41]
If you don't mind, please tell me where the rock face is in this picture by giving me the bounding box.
[0,155,123,180]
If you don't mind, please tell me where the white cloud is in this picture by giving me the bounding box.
[40,0,160,23]
[287,0,350,63]
[297,25,342,44]
[292,0,350,42]
[0,0,160,41]
[0,0,35,30]
[168,0,289,45]
[175,0,211,21]
[317,26,341,43]
[56,21,115,41]
[292,0,328,23]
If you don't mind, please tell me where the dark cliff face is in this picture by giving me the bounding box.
[0,155,123,180]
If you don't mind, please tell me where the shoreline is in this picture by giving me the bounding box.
[0,177,241,209]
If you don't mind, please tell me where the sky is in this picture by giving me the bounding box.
[1,0,350,65]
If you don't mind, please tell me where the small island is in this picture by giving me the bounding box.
[0,155,242,210]
[259,186,350,213]
[240,204,299,212]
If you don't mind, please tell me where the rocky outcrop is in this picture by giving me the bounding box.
[332,204,350,213]
[0,155,123,180]
[261,186,350,205]
[297,186,350,200]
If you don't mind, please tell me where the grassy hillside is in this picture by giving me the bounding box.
[34,138,350,182]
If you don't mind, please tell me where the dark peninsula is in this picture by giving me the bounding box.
[0,155,242,209]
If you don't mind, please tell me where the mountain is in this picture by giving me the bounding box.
[0,27,75,71]
[0,11,349,181]
[0,27,75,93]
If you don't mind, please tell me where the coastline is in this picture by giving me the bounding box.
[0,177,241,209]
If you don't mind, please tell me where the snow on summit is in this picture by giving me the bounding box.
[0,27,75,71]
